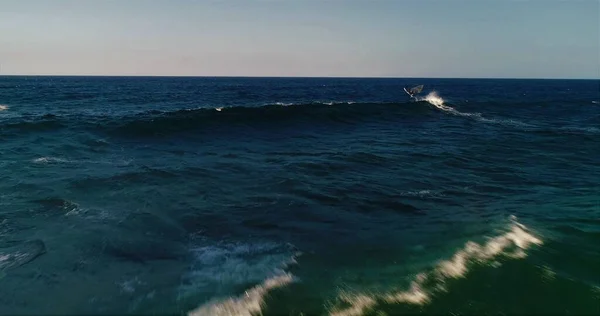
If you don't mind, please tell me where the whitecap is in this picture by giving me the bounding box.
[400,190,442,198]
[183,241,300,316]
[329,217,543,316]
[416,92,446,108]
[188,273,294,316]
[323,101,355,106]
[0,105,8,111]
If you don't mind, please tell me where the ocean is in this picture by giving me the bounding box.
[0,76,598,315]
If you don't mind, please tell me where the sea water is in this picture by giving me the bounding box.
[0,76,598,315]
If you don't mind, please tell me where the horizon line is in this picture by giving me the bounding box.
[0,74,597,80]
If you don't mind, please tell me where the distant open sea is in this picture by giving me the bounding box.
[0,76,598,315]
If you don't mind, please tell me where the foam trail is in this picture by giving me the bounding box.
[330,217,543,316]
[417,92,533,128]
[0,105,7,111]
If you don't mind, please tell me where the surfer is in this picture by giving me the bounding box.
[404,85,424,98]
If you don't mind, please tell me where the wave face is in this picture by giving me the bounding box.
[104,101,433,138]
[0,76,599,315]
[1,101,434,138]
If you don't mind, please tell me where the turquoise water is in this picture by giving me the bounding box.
[0,77,598,315]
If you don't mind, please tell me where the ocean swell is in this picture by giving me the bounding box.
[1,101,433,138]
[107,101,428,137]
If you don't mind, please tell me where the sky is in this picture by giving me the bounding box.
[0,0,598,78]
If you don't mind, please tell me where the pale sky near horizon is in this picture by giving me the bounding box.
[0,0,598,78]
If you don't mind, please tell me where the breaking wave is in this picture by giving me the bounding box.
[187,274,294,316]
[0,98,590,138]
[182,241,300,316]
[416,92,447,109]
[329,216,543,316]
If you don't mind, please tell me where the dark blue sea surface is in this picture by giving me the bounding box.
[0,76,598,315]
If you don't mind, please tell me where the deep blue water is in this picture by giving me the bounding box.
[0,76,599,315]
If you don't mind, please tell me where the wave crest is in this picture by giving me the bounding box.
[187,273,294,316]
[108,101,425,137]
[183,241,300,316]
[416,92,446,108]
[330,217,543,316]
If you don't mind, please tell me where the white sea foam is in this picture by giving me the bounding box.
[400,190,442,198]
[417,92,470,115]
[32,156,131,166]
[324,101,356,106]
[32,157,69,164]
[477,117,536,128]
[417,92,446,108]
[260,101,358,108]
[188,273,294,316]
[183,241,300,316]
[118,277,144,294]
[57,199,83,216]
[0,105,8,111]
[560,126,600,134]
[330,217,543,316]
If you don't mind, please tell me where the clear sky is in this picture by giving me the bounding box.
[0,0,598,78]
